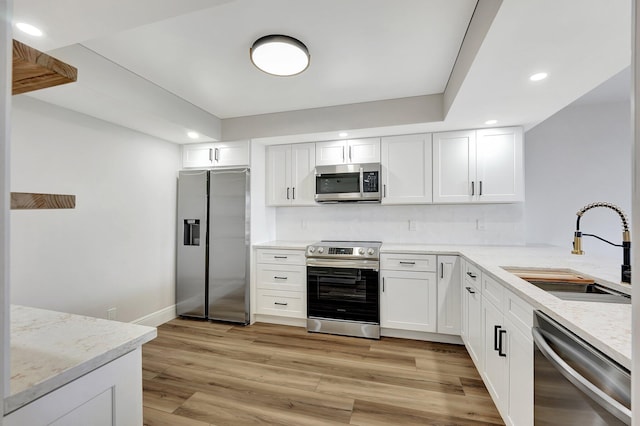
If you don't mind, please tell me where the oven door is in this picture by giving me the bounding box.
[307,262,379,324]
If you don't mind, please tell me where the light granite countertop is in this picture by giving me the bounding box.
[253,240,632,369]
[6,305,157,414]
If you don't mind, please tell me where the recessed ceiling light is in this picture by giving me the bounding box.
[187,131,199,139]
[338,132,348,138]
[250,35,310,76]
[16,22,43,37]
[529,72,548,82]
[484,120,498,125]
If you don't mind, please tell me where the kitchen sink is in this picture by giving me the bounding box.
[503,267,631,304]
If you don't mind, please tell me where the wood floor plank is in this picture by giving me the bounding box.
[143,406,212,426]
[175,391,348,426]
[316,374,504,424]
[142,320,504,425]
[153,365,354,423]
[349,399,504,426]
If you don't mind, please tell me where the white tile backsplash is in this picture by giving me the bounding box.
[275,203,525,244]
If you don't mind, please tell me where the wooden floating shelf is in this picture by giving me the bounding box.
[12,39,78,95]
[10,192,76,210]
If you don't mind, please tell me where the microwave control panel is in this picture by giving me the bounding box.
[363,171,379,193]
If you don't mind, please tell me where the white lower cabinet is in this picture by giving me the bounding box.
[380,254,437,332]
[436,255,461,335]
[461,260,483,366]
[255,248,306,319]
[5,348,143,426]
[481,274,533,426]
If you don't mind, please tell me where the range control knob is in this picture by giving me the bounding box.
[367,248,375,255]
[308,246,315,253]
[358,248,365,255]
[317,247,325,254]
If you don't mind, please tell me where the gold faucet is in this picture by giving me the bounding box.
[572,202,631,284]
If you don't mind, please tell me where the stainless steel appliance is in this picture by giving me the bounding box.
[532,311,631,425]
[306,241,381,339]
[314,163,381,203]
[176,168,250,324]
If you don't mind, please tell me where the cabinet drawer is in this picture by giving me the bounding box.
[381,253,436,272]
[257,249,306,265]
[503,289,533,338]
[482,274,504,308]
[256,289,305,318]
[257,264,305,291]
[463,261,481,287]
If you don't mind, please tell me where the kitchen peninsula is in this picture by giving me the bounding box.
[4,305,156,424]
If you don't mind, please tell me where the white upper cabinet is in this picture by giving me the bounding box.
[475,127,524,202]
[266,143,316,206]
[381,133,432,204]
[182,140,250,169]
[433,127,523,203]
[315,138,380,166]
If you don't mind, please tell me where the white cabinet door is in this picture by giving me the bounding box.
[266,145,292,206]
[315,140,347,165]
[381,270,437,332]
[316,138,380,165]
[476,127,524,202]
[436,255,461,335]
[506,322,534,426]
[290,143,316,205]
[466,278,483,366]
[182,143,215,168]
[433,130,476,203]
[482,297,508,412]
[213,140,250,167]
[347,138,380,163]
[381,134,432,204]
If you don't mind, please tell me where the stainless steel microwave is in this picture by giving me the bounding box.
[314,163,381,203]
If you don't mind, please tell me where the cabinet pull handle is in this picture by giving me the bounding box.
[465,286,475,294]
[494,325,502,351]
[382,277,385,292]
[498,329,507,357]
[466,271,477,279]
[349,146,352,162]
[286,187,290,200]
[479,180,483,196]
[274,276,288,280]
[274,256,288,259]
[471,181,475,196]
[209,148,213,162]
[214,147,219,162]
[342,146,345,162]
[274,302,288,306]
[383,184,387,198]
[399,261,416,265]
[440,262,444,279]
[292,187,295,200]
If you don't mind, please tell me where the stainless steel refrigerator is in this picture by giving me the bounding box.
[176,168,250,324]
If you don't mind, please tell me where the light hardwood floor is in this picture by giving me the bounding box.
[142,319,504,425]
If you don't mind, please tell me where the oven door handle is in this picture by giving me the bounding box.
[306,258,379,270]
[531,327,631,425]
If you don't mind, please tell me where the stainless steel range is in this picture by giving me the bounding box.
[306,240,382,339]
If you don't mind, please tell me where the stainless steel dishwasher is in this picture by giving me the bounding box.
[532,311,631,425]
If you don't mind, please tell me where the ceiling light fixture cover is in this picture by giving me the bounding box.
[16,22,43,37]
[250,35,310,76]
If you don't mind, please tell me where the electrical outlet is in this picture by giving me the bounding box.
[107,308,117,320]
[476,219,486,231]
[408,220,417,231]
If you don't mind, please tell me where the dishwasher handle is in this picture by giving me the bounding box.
[531,327,631,425]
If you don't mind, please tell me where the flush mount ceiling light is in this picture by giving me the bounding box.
[250,35,310,76]
[484,120,498,125]
[187,131,199,139]
[16,22,43,37]
[529,72,548,81]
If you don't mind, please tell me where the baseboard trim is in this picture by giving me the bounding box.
[132,305,177,327]
[381,328,464,345]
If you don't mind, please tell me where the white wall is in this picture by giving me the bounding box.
[276,203,525,245]
[10,96,181,322]
[525,100,632,260]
